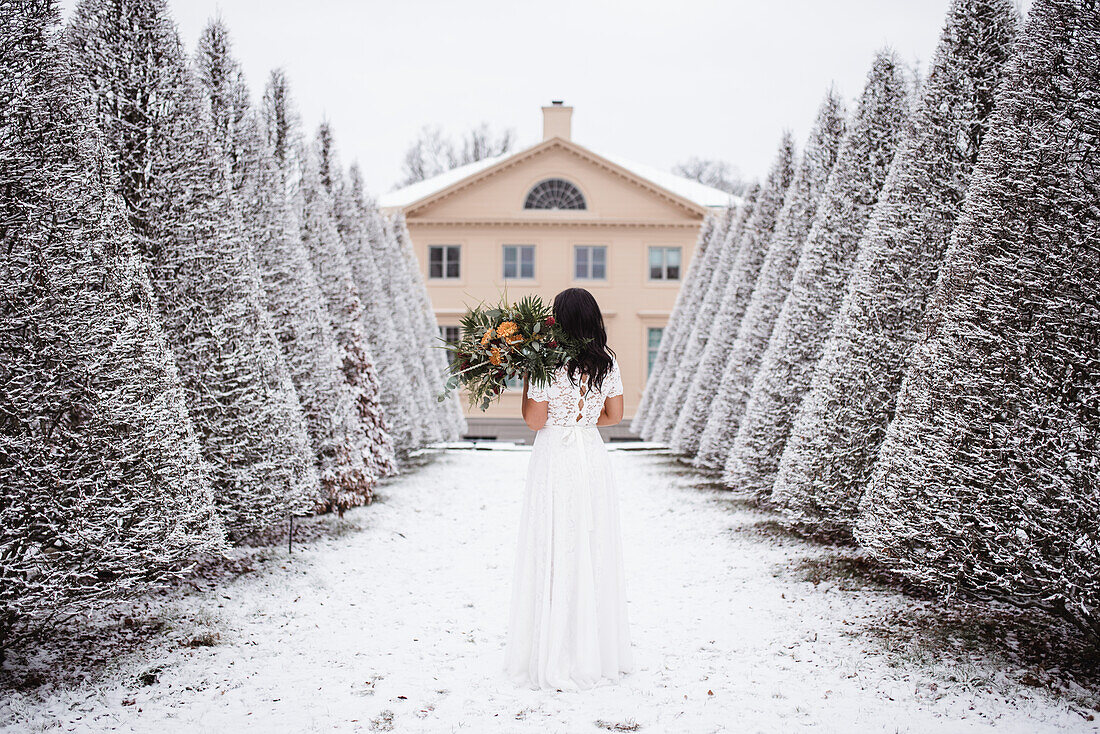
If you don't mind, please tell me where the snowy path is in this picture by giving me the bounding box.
[3,448,1094,733]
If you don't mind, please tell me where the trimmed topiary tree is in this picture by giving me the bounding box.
[341,163,423,455]
[364,207,435,446]
[68,0,319,539]
[725,50,910,497]
[196,24,377,508]
[695,89,846,470]
[670,134,796,456]
[0,0,224,656]
[772,0,1019,536]
[646,188,757,442]
[637,209,732,440]
[389,212,461,442]
[632,212,719,436]
[856,0,1100,641]
[300,123,396,492]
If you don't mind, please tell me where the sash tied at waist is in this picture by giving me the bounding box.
[548,424,594,532]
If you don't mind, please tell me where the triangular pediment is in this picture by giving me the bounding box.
[403,139,708,225]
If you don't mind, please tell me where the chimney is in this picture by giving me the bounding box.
[542,100,573,141]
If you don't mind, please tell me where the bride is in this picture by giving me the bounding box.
[503,287,633,691]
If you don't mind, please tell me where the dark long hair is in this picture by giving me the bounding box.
[552,287,616,391]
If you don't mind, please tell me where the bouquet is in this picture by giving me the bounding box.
[437,294,585,411]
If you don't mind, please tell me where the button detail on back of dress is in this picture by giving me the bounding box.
[526,358,623,428]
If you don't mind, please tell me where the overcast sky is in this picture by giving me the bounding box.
[61,0,1001,197]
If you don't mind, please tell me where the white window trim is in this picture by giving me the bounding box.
[428,244,462,281]
[502,244,537,281]
[573,244,609,281]
[647,245,682,282]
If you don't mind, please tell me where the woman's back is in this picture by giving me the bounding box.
[528,358,624,426]
[527,358,623,427]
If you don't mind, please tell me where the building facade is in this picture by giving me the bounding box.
[380,103,731,441]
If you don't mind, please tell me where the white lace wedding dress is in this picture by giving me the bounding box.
[503,358,633,690]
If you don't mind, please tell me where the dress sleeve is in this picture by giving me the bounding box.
[605,359,623,398]
[527,375,550,403]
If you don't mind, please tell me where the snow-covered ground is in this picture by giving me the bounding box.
[2,448,1096,733]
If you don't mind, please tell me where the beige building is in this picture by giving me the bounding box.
[380,102,732,440]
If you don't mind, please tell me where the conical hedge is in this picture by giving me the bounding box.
[773,0,1019,536]
[695,89,846,470]
[856,0,1100,641]
[725,50,910,497]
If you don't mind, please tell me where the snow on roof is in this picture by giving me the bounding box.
[377,141,737,211]
[378,154,510,209]
[598,151,738,210]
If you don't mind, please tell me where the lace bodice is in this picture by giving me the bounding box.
[527,358,623,427]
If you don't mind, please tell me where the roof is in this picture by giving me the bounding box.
[598,152,736,209]
[378,154,509,210]
[378,139,737,212]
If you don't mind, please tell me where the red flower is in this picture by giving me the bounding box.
[545,316,555,327]
[548,340,558,348]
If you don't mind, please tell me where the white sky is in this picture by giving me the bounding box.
[61,0,979,197]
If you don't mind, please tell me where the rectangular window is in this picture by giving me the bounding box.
[574,245,607,280]
[502,245,535,279]
[440,325,461,344]
[649,246,682,280]
[428,245,461,279]
[440,325,461,367]
[647,327,664,375]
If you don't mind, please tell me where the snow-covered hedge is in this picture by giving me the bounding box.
[856,0,1100,640]
[196,26,380,513]
[632,214,719,436]
[772,0,1019,536]
[724,50,910,498]
[670,135,796,457]
[0,0,458,656]
[0,0,224,655]
[694,90,846,470]
[638,208,739,440]
[632,0,1098,642]
[646,193,754,442]
[69,0,321,538]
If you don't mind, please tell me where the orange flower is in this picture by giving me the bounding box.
[480,329,495,346]
[489,347,502,365]
[497,320,524,346]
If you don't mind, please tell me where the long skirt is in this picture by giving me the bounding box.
[503,424,633,690]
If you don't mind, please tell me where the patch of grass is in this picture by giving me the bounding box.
[182,629,220,648]
[862,599,1100,712]
[136,665,164,686]
[791,552,930,596]
[595,718,640,731]
[369,709,395,731]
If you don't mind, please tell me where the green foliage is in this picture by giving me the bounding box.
[437,294,585,411]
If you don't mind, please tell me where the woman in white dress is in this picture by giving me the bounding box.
[504,287,633,691]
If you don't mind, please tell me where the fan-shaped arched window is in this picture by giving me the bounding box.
[524,178,586,210]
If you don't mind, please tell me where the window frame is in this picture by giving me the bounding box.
[647,326,664,376]
[428,244,461,280]
[439,325,461,344]
[524,178,587,210]
[502,244,536,280]
[573,244,608,281]
[647,246,682,281]
[439,325,462,367]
